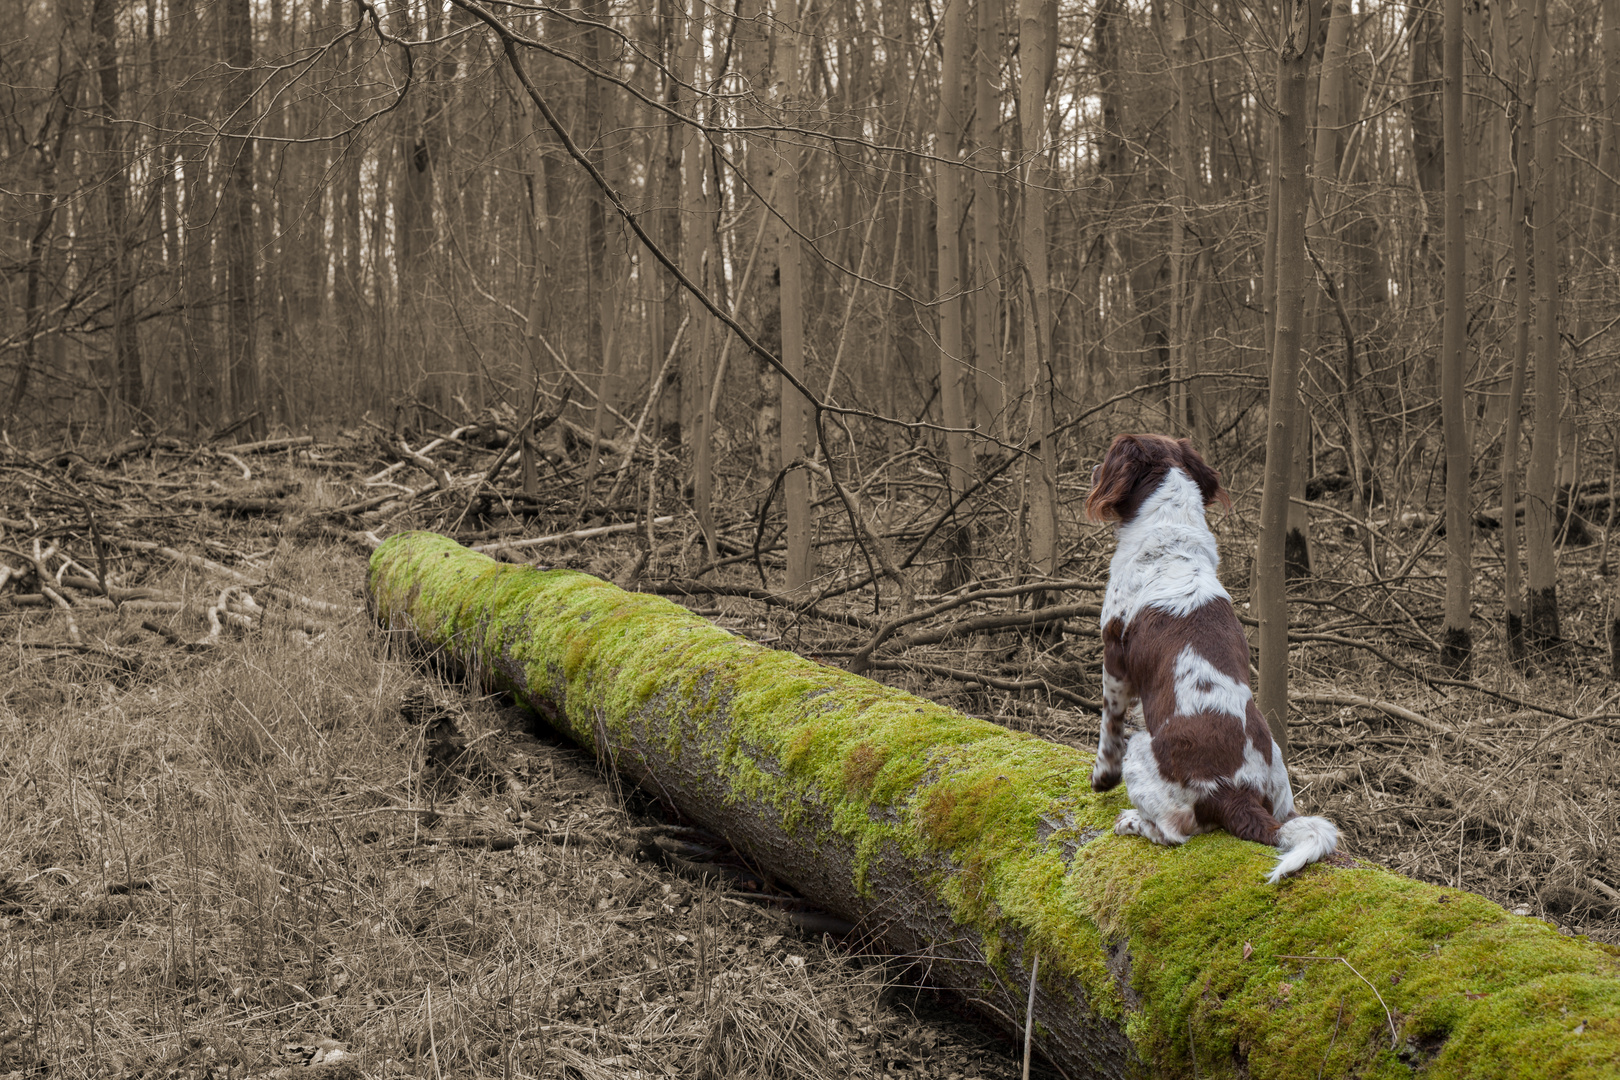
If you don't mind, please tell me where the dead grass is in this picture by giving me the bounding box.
[1,536,1029,1079]
[5,428,1617,1079]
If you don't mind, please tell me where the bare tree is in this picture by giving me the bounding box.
[1525,0,1560,653]
[221,0,264,438]
[936,0,975,589]
[1255,0,1318,754]
[1440,0,1472,673]
[777,0,815,591]
[1016,0,1058,585]
[971,0,1004,438]
[90,0,142,428]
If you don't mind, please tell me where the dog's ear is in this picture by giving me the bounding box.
[1176,438,1232,511]
[1086,434,1144,522]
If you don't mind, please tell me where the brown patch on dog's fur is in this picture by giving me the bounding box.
[1086,433,1232,524]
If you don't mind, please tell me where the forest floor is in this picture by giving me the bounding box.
[1,421,1617,1079]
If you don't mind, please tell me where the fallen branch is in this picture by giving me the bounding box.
[879,603,1102,654]
[471,516,674,554]
[850,582,1104,674]
[1288,690,1495,755]
[219,435,315,455]
[870,658,1100,709]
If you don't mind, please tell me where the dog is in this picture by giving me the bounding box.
[1085,433,1337,883]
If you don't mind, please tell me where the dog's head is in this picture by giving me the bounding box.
[1085,433,1230,524]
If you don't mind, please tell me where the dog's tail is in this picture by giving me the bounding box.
[1208,784,1338,883]
[1266,816,1339,884]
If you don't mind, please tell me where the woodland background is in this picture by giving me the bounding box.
[3,0,1617,673]
[4,2,1620,1073]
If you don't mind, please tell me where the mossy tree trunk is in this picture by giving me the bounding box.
[369,532,1620,1080]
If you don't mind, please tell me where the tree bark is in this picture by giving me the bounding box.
[680,5,718,560]
[936,0,975,591]
[1255,0,1316,755]
[91,0,143,428]
[369,530,1620,1080]
[1525,0,1560,652]
[1017,0,1058,586]
[220,0,264,439]
[1440,0,1472,674]
[1593,0,1620,265]
[971,0,1003,438]
[1504,97,1532,668]
[776,0,815,593]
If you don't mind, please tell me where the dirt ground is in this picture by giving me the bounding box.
[1,429,1616,1078]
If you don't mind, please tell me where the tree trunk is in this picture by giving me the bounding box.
[1255,0,1317,755]
[9,38,74,414]
[935,0,975,591]
[580,0,618,499]
[777,0,814,593]
[656,0,685,448]
[1525,0,1560,652]
[681,6,718,560]
[1167,0,1198,438]
[1440,0,1472,674]
[971,0,1003,438]
[1017,0,1059,586]
[1504,98,1532,668]
[92,0,143,428]
[1593,0,1620,265]
[220,0,264,439]
[369,530,1620,1080]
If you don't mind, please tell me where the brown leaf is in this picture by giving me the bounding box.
[1242,940,1253,961]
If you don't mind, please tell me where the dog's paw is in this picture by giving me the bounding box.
[1091,765,1122,792]
[1113,809,1144,836]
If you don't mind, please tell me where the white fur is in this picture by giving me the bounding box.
[1268,816,1339,884]
[1115,731,1208,845]
[1099,468,1229,633]
[1172,645,1251,719]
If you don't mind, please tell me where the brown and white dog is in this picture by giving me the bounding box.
[1086,433,1337,883]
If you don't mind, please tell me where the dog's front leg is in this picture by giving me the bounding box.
[1092,642,1134,792]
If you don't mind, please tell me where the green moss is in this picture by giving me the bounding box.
[370,531,1620,1080]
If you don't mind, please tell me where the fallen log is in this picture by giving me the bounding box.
[368,531,1620,1080]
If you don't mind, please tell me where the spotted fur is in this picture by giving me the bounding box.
[1088,433,1337,884]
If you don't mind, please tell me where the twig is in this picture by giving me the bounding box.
[218,435,315,454]
[850,580,1103,673]
[644,579,880,631]
[799,456,912,608]
[880,603,1102,654]
[449,387,570,533]
[1275,954,1398,1050]
[108,539,360,617]
[471,517,675,554]
[1022,952,1040,1080]
[220,452,252,481]
[398,439,452,491]
[1287,690,1486,750]
[604,314,689,508]
[871,659,1100,709]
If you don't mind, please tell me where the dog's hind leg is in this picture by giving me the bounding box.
[1092,669,1133,791]
[1115,732,1201,845]
[1092,620,1135,792]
